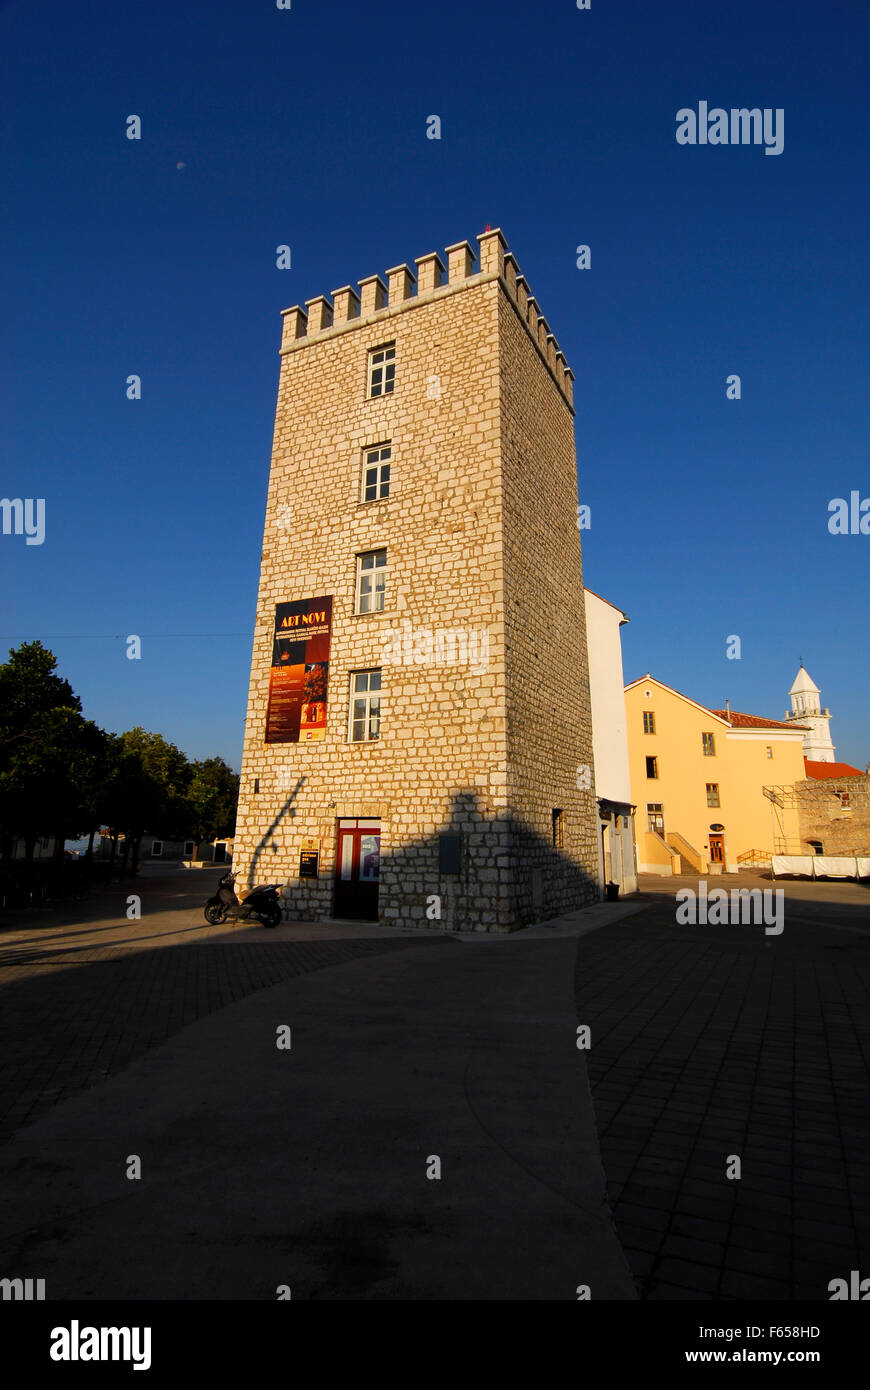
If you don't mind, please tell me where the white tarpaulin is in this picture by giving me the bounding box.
[771,856,815,877]
[772,855,870,879]
[815,856,863,878]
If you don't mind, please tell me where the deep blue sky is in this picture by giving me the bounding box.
[1,0,867,770]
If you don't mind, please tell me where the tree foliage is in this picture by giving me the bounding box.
[0,643,238,868]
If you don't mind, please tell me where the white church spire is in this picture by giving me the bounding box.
[785,663,835,762]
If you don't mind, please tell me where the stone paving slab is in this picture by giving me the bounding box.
[0,936,450,1139]
[0,933,635,1300]
[575,875,870,1300]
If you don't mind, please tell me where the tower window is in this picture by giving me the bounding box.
[361,444,391,502]
[368,343,395,398]
[706,784,720,808]
[349,669,381,742]
[646,756,658,779]
[551,808,565,849]
[643,711,656,734]
[702,732,716,756]
[355,549,387,613]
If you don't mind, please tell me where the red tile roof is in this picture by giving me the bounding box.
[710,710,808,731]
[804,759,865,779]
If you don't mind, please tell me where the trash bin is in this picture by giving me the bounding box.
[605,881,620,901]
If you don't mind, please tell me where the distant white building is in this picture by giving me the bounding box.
[584,589,638,894]
[784,664,836,763]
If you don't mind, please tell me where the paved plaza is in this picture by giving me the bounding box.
[0,867,867,1299]
[575,874,870,1300]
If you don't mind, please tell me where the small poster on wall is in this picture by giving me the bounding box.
[299,839,320,878]
[265,597,333,743]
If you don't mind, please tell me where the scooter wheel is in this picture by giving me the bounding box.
[204,902,226,925]
[261,905,282,929]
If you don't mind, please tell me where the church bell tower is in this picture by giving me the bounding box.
[785,664,836,763]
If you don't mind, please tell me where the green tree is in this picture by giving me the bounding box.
[108,729,192,875]
[187,757,239,848]
[0,643,84,858]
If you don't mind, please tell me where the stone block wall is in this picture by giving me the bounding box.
[233,229,599,928]
[796,776,870,855]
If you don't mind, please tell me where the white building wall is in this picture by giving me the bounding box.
[584,590,633,804]
[585,589,637,894]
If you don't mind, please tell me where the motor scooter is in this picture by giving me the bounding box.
[203,869,283,928]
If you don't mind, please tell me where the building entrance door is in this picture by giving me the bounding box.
[334,819,381,920]
[708,832,725,865]
[601,822,612,883]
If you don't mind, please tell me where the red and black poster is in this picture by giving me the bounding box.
[264,596,333,743]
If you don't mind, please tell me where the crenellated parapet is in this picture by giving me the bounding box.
[279,228,575,407]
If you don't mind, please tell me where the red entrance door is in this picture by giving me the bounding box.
[709,832,725,865]
[334,819,380,920]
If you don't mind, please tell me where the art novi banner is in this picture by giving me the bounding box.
[264,597,332,743]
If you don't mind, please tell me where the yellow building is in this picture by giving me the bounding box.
[625,675,807,874]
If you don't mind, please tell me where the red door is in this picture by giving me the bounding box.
[334,819,380,920]
[709,832,725,864]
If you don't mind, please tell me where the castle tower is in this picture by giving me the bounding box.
[784,664,836,762]
[232,229,600,930]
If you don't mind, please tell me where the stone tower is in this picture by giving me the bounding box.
[232,229,600,930]
[784,664,836,762]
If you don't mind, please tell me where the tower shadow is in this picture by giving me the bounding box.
[277,788,599,931]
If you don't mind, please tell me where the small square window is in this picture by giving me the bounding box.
[362,444,391,502]
[643,711,656,734]
[355,549,387,614]
[706,784,720,808]
[368,343,395,398]
[646,756,658,779]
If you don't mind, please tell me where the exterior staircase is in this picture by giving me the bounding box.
[666,831,705,874]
